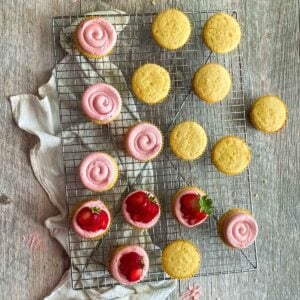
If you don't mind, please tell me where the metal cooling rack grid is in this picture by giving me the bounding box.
[52,9,258,290]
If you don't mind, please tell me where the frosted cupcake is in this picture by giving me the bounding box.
[122,190,160,229]
[79,152,118,192]
[110,245,149,285]
[125,123,163,162]
[74,16,117,59]
[81,83,122,124]
[217,208,258,249]
[71,199,111,240]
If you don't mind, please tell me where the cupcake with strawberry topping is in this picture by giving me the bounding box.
[122,190,160,229]
[172,186,213,227]
[71,199,111,240]
[110,245,149,285]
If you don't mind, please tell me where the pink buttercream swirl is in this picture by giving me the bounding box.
[77,17,117,56]
[79,152,117,192]
[81,83,122,123]
[223,213,258,249]
[126,123,163,161]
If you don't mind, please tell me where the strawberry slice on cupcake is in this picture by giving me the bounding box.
[122,190,161,229]
[172,186,213,227]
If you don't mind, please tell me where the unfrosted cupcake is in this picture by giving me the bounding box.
[74,16,117,59]
[169,121,207,160]
[71,199,111,240]
[217,208,258,249]
[122,190,160,229]
[203,12,241,54]
[152,9,191,50]
[250,95,288,133]
[172,186,213,227]
[125,123,163,162]
[110,245,149,285]
[162,240,201,279]
[81,83,122,124]
[79,152,118,192]
[131,64,171,104]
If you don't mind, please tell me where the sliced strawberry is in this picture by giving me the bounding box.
[125,191,159,224]
[128,267,143,282]
[119,252,143,282]
[179,193,213,226]
[76,207,109,232]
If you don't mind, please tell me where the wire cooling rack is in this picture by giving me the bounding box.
[52,9,258,290]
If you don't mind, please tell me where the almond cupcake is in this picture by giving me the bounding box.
[122,190,160,229]
[71,199,111,240]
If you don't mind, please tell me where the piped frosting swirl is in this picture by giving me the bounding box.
[81,83,122,124]
[76,17,117,56]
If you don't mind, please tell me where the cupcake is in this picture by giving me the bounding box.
[162,240,201,279]
[169,121,207,161]
[79,152,118,192]
[203,12,241,54]
[172,186,213,227]
[71,199,111,240]
[211,136,251,176]
[74,16,117,59]
[152,9,191,50]
[131,64,171,104]
[250,95,288,133]
[217,208,258,249]
[193,63,231,103]
[122,190,160,229]
[81,83,122,124]
[125,122,163,162]
[110,245,149,285]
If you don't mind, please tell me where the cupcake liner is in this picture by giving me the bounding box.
[211,135,251,176]
[151,8,192,51]
[217,208,252,248]
[162,239,201,279]
[69,198,113,241]
[169,120,208,161]
[73,16,115,60]
[124,121,164,162]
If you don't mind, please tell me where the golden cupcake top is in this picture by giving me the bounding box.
[193,63,231,103]
[131,63,171,104]
[169,121,207,161]
[162,240,201,279]
[250,95,288,133]
[203,12,241,53]
[152,9,191,50]
[212,136,251,175]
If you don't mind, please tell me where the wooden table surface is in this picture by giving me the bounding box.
[1,0,299,299]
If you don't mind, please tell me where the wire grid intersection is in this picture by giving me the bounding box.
[52,9,258,290]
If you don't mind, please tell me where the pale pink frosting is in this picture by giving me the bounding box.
[122,190,161,229]
[110,245,149,285]
[223,212,258,249]
[126,123,163,161]
[173,188,207,228]
[81,83,122,124]
[72,200,111,239]
[79,152,117,192]
[76,17,117,56]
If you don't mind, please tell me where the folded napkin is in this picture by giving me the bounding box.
[10,10,176,300]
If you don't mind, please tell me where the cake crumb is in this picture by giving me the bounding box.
[151,0,157,5]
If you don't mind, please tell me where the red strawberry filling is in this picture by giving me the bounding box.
[179,193,213,225]
[119,252,144,282]
[76,206,109,232]
[125,191,159,223]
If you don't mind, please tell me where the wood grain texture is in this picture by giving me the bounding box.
[1,0,299,299]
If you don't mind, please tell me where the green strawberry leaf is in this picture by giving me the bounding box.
[198,194,213,216]
[90,207,101,214]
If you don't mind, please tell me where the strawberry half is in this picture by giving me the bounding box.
[119,252,144,282]
[76,206,109,232]
[125,191,159,224]
[180,194,213,226]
